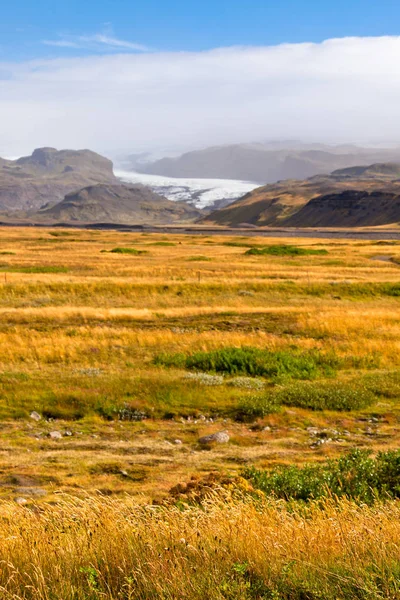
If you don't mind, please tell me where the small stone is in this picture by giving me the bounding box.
[49,431,62,440]
[120,470,128,477]
[15,497,28,506]
[174,439,183,445]
[263,426,271,432]
[30,411,41,422]
[64,430,73,436]
[198,431,230,445]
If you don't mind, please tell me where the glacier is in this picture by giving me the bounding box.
[115,170,259,210]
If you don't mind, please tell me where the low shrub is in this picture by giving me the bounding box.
[109,247,147,255]
[245,245,328,257]
[227,377,265,390]
[233,394,281,421]
[274,380,375,411]
[243,449,400,503]
[155,347,341,381]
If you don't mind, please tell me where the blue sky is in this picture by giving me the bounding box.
[2,1,400,157]
[2,0,400,61]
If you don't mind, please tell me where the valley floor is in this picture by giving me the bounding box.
[1,228,400,597]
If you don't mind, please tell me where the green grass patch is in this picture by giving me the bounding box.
[154,346,342,381]
[147,241,176,247]
[244,449,400,503]
[232,394,281,421]
[49,231,74,237]
[245,244,328,257]
[109,248,147,255]
[273,379,375,411]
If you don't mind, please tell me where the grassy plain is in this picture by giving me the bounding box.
[1,227,400,597]
[0,228,400,499]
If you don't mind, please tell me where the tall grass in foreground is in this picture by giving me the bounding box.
[0,496,399,599]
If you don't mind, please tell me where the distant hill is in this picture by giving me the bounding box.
[34,183,203,225]
[284,190,400,227]
[133,143,400,184]
[201,162,400,228]
[0,147,116,211]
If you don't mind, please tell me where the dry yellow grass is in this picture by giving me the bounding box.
[0,495,399,599]
[1,227,400,502]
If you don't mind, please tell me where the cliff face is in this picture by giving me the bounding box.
[0,148,116,210]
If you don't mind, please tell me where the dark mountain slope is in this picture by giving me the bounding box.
[0,148,116,211]
[284,190,400,227]
[35,183,203,224]
[201,163,400,227]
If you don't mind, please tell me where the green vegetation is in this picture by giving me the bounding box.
[109,247,147,255]
[155,346,348,380]
[273,379,376,411]
[147,241,176,246]
[244,449,400,503]
[233,393,281,421]
[245,244,329,256]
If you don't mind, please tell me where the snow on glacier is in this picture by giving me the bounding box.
[115,170,259,210]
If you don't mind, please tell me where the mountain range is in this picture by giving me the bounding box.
[130,142,400,184]
[4,145,400,228]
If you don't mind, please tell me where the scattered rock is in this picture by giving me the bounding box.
[15,497,28,506]
[64,430,73,436]
[174,439,183,445]
[263,426,271,432]
[198,431,230,445]
[120,470,129,477]
[118,407,148,421]
[30,411,41,422]
[49,431,62,440]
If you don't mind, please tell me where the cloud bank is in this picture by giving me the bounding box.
[2,36,400,157]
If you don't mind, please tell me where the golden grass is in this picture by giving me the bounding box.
[1,227,400,502]
[0,496,399,599]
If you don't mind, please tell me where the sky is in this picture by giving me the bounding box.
[2,0,400,157]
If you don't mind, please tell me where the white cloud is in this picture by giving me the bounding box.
[42,33,150,52]
[2,36,400,157]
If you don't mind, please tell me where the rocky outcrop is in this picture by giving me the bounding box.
[0,147,116,211]
[35,183,203,225]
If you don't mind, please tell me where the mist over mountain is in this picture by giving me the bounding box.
[132,142,400,184]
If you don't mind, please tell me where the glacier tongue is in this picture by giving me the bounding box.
[115,170,259,210]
